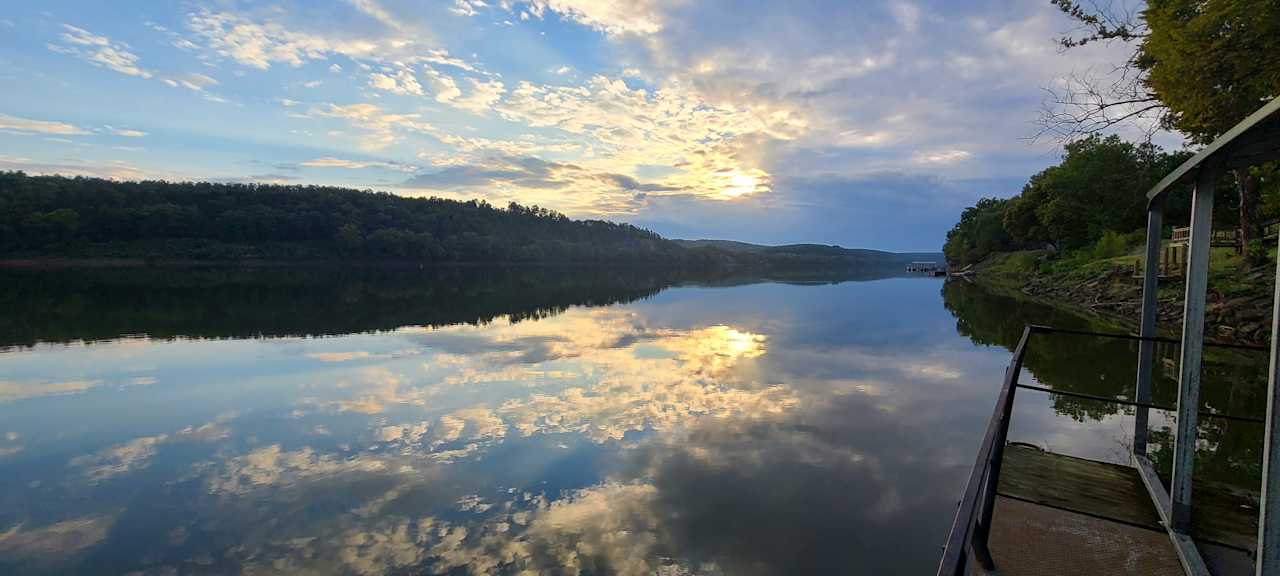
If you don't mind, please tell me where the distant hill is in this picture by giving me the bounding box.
[673,239,943,266]
[0,171,939,268]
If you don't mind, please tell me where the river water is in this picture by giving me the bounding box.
[0,267,1265,575]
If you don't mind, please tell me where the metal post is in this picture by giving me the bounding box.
[1135,202,1164,456]
[1256,228,1280,575]
[1171,164,1217,532]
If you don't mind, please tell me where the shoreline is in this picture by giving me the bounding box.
[963,250,1275,347]
[0,258,727,270]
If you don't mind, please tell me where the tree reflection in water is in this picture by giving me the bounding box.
[941,279,1264,493]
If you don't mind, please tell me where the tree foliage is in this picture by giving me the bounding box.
[944,135,1191,266]
[944,198,1013,267]
[1046,0,1280,260]
[1140,0,1280,257]
[0,172,929,269]
[1140,0,1280,144]
[0,172,706,264]
[1026,135,1189,250]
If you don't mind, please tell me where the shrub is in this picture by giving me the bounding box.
[1247,238,1269,264]
[1092,230,1129,261]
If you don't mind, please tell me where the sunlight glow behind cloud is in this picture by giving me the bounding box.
[1,0,1156,249]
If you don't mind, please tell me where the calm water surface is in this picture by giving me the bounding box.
[0,268,1265,575]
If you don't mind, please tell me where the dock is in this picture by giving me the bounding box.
[908,261,947,276]
[939,94,1280,576]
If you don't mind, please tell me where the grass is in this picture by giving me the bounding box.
[982,240,1269,302]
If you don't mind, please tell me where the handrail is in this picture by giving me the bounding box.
[1027,324,1267,352]
[1015,382,1265,424]
[937,325,1034,575]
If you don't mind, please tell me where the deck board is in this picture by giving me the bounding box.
[994,444,1258,575]
[998,444,1163,530]
[985,496,1184,576]
[1191,480,1258,553]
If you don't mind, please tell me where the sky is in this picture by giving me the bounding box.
[0,0,1166,251]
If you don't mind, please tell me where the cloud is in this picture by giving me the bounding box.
[421,66,462,103]
[182,7,477,82]
[309,351,375,362]
[186,9,380,70]
[347,0,404,30]
[450,0,488,17]
[218,173,301,184]
[0,156,161,181]
[597,172,680,192]
[311,102,436,150]
[420,132,580,159]
[0,515,115,564]
[517,0,676,36]
[0,113,89,136]
[368,69,424,95]
[163,72,219,92]
[401,153,683,215]
[223,477,677,576]
[107,127,147,137]
[890,2,921,33]
[914,149,971,165]
[392,309,792,444]
[206,444,389,495]
[0,379,102,402]
[402,155,577,190]
[0,432,22,459]
[451,78,505,114]
[48,24,152,78]
[303,157,420,172]
[419,50,480,73]
[69,413,236,482]
[473,74,799,204]
[70,434,167,482]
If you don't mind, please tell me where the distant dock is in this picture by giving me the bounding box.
[907,261,946,276]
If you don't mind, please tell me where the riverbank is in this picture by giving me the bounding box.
[964,248,1275,346]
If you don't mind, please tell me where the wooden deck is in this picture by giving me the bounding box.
[983,445,1257,575]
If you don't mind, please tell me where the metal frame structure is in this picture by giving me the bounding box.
[935,326,1264,576]
[939,95,1280,576]
[1133,95,1280,576]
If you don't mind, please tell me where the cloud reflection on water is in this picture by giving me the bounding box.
[0,279,1046,575]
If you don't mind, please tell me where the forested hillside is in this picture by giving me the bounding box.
[943,136,1204,267]
[0,172,704,263]
[0,172,928,268]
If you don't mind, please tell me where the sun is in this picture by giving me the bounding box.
[722,172,758,198]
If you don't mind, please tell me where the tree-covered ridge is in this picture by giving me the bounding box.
[0,171,698,263]
[943,135,1209,267]
[1046,0,1280,259]
[0,172,939,267]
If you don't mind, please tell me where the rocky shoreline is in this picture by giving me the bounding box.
[970,257,1275,346]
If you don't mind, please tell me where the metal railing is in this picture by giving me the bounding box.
[936,324,1264,575]
[936,325,1032,575]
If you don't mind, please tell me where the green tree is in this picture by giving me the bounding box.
[1140,0,1280,259]
[1048,0,1280,262]
[1003,174,1054,249]
[948,136,1189,263]
[1034,136,1177,250]
[335,223,364,255]
[944,198,1012,267]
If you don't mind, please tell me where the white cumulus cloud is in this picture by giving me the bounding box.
[48,24,152,78]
